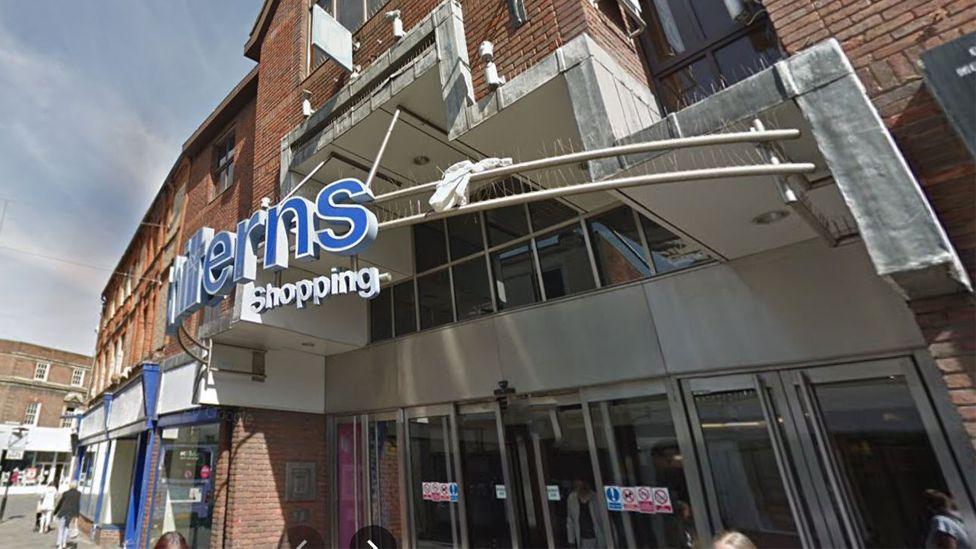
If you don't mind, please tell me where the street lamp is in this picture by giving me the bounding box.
[0,424,29,522]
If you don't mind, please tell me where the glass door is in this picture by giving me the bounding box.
[406,406,465,548]
[334,412,407,549]
[501,395,604,548]
[682,357,976,548]
[779,358,976,548]
[682,374,826,548]
[584,381,705,548]
[457,402,516,548]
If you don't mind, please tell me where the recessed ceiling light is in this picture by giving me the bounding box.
[751,210,790,225]
[413,155,430,166]
[300,342,315,347]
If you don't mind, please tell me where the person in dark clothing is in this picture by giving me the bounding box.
[53,481,81,549]
[567,480,605,548]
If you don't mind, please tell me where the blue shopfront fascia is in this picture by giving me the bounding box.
[166,177,381,329]
[74,364,162,548]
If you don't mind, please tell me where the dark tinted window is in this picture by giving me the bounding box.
[640,215,708,274]
[453,257,493,320]
[369,287,393,342]
[535,224,595,299]
[393,280,417,336]
[490,242,540,309]
[448,213,484,260]
[414,220,448,272]
[485,205,529,247]
[587,207,651,286]
[528,199,578,231]
[714,26,782,85]
[417,269,454,329]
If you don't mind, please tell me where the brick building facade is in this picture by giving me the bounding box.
[78,0,975,547]
[0,339,90,428]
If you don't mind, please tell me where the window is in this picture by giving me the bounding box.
[311,0,388,70]
[369,287,393,342]
[213,130,235,197]
[639,0,783,112]
[491,241,540,310]
[587,207,651,286]
[417,269,454,329]
[24,402,41,426]
[534,223,595,299]
[393,280,417,336]
[413,220,448,273]
[71,368,85,387]
[34,362,50,381]
[368,205,710,342]
[61,407,76,428]
[640,215,709,274]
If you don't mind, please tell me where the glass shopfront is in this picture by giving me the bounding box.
[147,423,219,548]
[329,356,975,549]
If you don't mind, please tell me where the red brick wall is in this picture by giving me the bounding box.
[765,0,976,446]
[210,408,329,548]
[0,339,90,427]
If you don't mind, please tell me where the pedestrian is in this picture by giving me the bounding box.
[10,467,20,486]
[153,531,190,549]
[713,531,757,549]
[39,481,57,533]
[53,481,81,549]
[924,489,971,549]
[567,479,604,548]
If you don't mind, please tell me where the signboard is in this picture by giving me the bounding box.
[311,3,354,72]
[495,484,507,499]
[604,486,622,511]
[637,485,655,514]
[621,486,639,512]
[167,178,380,329]
[5,449,24,460]
[921,32,976,156]
[422,481,459,503]
[652,487,673,514]
[546,485,561,501]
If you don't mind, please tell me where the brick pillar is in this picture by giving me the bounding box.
[765,0,976,446]
[911,295,976,448]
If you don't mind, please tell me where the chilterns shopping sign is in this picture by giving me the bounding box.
[166,178,380,329]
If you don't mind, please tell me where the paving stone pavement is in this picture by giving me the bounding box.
[0,495,96,548]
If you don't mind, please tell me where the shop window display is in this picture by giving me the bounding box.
[147,423,219,549]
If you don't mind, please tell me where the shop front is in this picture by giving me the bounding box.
[320,214,975,548]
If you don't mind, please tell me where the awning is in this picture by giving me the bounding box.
[0,425,72,453]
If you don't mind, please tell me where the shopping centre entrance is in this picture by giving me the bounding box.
[331,356,974,548]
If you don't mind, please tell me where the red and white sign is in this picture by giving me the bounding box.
[438,482,450,502]
[652,487,673,514]
[422,482,434,501]
[636,486,656,514]
[621,486,639,512]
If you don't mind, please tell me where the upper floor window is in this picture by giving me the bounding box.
[33,361,50,381]
[24,402,41,426]
[213,130,235,198]
[370,202,708,342]
[61,406,76,428]
[638,0,782,112]
[71,368,85,387]
[311,0,388,69]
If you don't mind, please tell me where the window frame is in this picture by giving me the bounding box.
[211,129,236,200]
[308,0,393,72]
[71,368,85,388]
[370,200,709,342]
[637,0,782,113]
[34,361,50,382]
[25,402,41,426]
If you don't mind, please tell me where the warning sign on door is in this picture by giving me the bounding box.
[604,486,622,511]
[621,486,639,512]
[422,482,433,501]
[652,487,673,514]
[636,486,655,514]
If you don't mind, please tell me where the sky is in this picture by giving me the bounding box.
[0,2,261,356]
